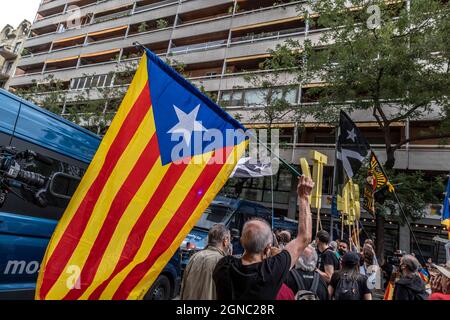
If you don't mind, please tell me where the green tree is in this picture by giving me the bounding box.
[270,0,450,260]
[301,0,449,168]
[243,55,305,128]
[15,74,66,115]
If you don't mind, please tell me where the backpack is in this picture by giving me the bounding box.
[334,273,360,300]
[291,269,321,300]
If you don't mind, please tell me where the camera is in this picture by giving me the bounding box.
[0,146,81,208]
[387,250,406,267]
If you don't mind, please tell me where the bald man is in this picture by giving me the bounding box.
[213,176,314,300]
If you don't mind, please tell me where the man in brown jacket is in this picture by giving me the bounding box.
[180,224,231,300]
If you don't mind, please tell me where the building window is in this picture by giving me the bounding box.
[244,89,266,106]
[70,74,114,91]
[3,61,13,74]
[13,42,22,54]
[220,86,299,107]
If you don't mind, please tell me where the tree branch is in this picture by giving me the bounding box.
[372,106,384,128]
[392,132,450,151]
[388,101,429,123]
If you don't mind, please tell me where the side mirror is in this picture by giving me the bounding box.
[231,228,240,240]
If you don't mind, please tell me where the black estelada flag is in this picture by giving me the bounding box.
[336,110,370,186]
[230,157,274,178]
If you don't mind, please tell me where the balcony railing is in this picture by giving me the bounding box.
[17,1,311,79]
[169,39,227,55]
[231,27,307,44]
[134,0,178,13]
[30,0,301,40]
[92,9,133,24]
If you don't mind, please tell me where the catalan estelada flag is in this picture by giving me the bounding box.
[442,173,450,240]
[35,49,248,300]
[383,281,394,300]
[418,268,430,284]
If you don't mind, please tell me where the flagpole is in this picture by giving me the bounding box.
[372,152,426,263]
[392,189,426,262]
[331,124,340,241]
[248,131,303,177]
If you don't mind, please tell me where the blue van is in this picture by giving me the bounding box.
[0,89,180,300]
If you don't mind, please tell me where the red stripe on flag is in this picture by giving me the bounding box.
[112,146,234,299]
[88,160,190,299]
[39,83,152,300]
[62,134,159,300]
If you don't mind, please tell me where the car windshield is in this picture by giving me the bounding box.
[195,204,234,230]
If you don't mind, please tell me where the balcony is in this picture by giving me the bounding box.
[134,0,179,13]
[32,0,136,31]
[279,144,450,172]
[35,3,66,22]
[232,0,304,27]
[91,4,134,24]
[169,30,229,55]
[27,1,178,47]
[177,2,231,26]
[0,45,18,60]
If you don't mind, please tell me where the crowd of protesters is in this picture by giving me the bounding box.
[180,176,450,301]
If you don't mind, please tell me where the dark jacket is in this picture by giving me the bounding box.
[393,274,429,300]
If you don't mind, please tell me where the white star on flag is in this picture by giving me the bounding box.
[347,128,357,142]
[168,104,207,145]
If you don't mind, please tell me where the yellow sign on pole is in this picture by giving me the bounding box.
[310,151,328,209]
[301,151,328,233]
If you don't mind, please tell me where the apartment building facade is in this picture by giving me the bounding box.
[7,0,449,259]
[0,20,31,88]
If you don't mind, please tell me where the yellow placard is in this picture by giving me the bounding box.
[310,151,328,209]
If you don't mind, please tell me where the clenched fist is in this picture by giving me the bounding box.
[297,175,314,200]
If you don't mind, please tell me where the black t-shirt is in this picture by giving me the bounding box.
[213,250,292,300]
[285,269,329,300]
[329,272,371,300]
[316,247,340,272]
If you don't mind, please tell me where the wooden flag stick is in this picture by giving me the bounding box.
[356,221,361,249]
[316,208,321,234]
[341,214,344,240]
[348,223,352,250]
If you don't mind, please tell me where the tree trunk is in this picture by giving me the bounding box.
[384,146,396,171]
[375,213,385,265]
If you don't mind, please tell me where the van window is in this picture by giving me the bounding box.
[0,94,20,133]
[0,143,86,221]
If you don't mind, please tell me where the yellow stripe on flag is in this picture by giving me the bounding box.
[45,108,155,300]
[35,56,149,298]
[131,141,247,299]
[78,157,170,299]
[99,150,221,299]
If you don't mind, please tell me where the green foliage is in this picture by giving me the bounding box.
[138,22,149,33]
[156,19,169,29]
[243,48,306,127]
[21,48,30,56]
[354,169,447,223]
[271,0,450,168]
[15,75,66,115]
[13,63,135,134]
